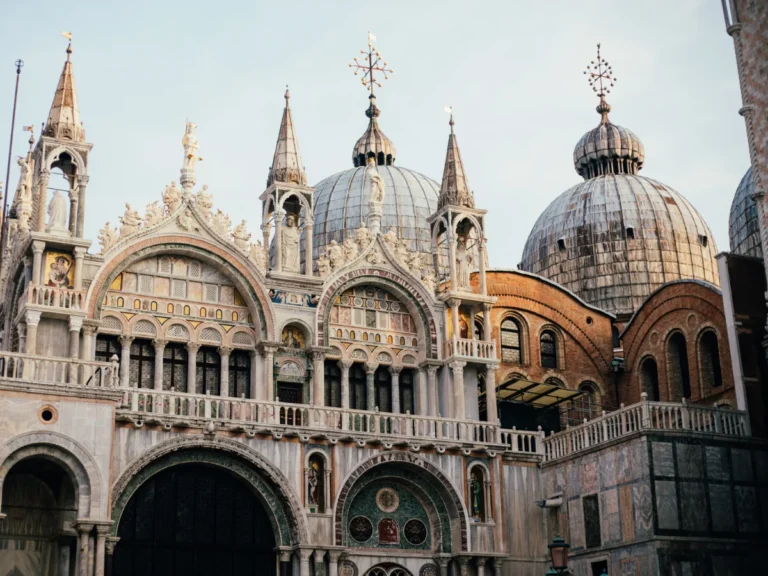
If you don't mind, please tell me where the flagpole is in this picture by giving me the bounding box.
[0,59,24,271]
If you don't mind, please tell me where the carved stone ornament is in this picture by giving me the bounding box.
[163,181,182,213]
[177,209,199,232]
[376,487,399,513]
[98,222,118,254]
[119,203,141,237]
[143,201,164,227]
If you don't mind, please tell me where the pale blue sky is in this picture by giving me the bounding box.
[0,0,748,265]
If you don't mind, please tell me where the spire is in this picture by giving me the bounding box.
[44,39,85,142]
[266,86,307,187]
[438,108,474,210]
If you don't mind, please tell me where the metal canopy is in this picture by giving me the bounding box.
[492,378,584,409]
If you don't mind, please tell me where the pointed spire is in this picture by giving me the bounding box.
[438,108,474,210]
[267,86,307,187]
[44,40,85,142]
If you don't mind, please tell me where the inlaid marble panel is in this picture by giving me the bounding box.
[619,484,634,542]
[731,448,753,482]
[600,488,621,545]
[599,450,617,490]
[582,458,598,494]
[632,484,653,538]
[568,497,585,549]
[652,442,675,477]
[654,480,679,530]
[676,444,703,479]
[566,460,582,499]
[709,484,735,532]
[705,446,730,481]
[734,486,759,533]
[679,481,708,531]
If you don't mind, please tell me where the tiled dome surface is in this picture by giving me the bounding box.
[729,167,762,258]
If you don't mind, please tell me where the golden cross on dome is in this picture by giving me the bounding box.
[349,32,394,97]
[584,43,616,97]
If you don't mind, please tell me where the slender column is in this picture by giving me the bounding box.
[248,350,259,399]
[68,317,83,384]
[482,303,492,342]
[313,551,325,576]
[94,524,109,576]
[186,343,200,394]
[261,223,271,261]
[427,365,439,417]
[36,169,50,232]
[476,557,487,576]
[104,537,119,576]
[278,550,292,576]
[327,551,342,576]
[153,340,167,390]
[458,557,470,576]
[451,361,467,420]
[448,229,458,291]
[24,310,41,355]
[492,559,503,576]
[73,247,85,290]
[478,237,488,295]
[450,299,460,340]
[31,240,45,285]
[339,360,352,410]
[75,175,89,238]
[298,549,313,576]
[68,186,78,235]
[81,325,96,361]
[485,366,498,423]
[390,365,402,413]
[261,344,278,401]
[17,324,26,356]
[118,336,134,387]
[415,367,427,415]
[365,362,377,411]
[273,210,284,272]
[219,346,232,397]
[435,557,450,576]
[304,217,314,276]
[312,350,325,406]
[75,521,93,576]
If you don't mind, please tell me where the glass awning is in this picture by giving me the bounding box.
[484,377,585,409]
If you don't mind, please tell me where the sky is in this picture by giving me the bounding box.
[0,0,749,267]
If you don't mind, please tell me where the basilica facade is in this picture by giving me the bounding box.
[0,38,765,576]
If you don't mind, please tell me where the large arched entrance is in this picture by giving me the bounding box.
[113,464,274,576]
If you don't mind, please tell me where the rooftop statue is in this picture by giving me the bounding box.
[46,189,68,234]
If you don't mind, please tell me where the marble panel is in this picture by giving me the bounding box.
[566,460,582,499]
[652,442,675,477]
[154,276,170,297]
[632,483,653,538]
[599,488,621,545]
[123,272,137,292]
[616,443,637,484]
[705,446,729,481]
[730,448,753,482]
[619,484,634,542]
[582,458,598,494]
[676,444,703,479]
[655,480,679,530]
[599,450,617,490]
[679,481,707,531]
[708,484,734,533]
[568,497,585,549]
[734,486,759,533]
[188,281,202,301]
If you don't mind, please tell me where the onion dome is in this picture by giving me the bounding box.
[352,95,397,167]
[729,167,762,258]
[573,96,645,179]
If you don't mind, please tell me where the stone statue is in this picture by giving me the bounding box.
[144,201,164,227]
[342,237,359,262]
[394,240,410,265]
[327,240,344,271]
[233,220,251,251]
[367,156,385,204]
[182,121,201,170]
[307,466,319,506]
[421,267,437,293]
[407,251,424,273]
[366,246,385,265]
[249,241,267,270]
[470,471,483,520]
[211,209,231,237]
[15,156,33,202]
[195,185,213,220]
[456,235,472,288]
[98,222,118,253]
[281,214,301,272]
[177,208,198,232]
[46,189,68,233]
[317,251,331,276]
[119,203,141,237]
[382,228,398,253]
[163,181,182,213]
[356,222,372,250]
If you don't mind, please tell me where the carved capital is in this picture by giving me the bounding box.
[448,298,460,310]
[73,246,86,258]
[218,346,233,357]
[68,316,84,331]
[389,365,403,375]
[311,350,325,362]
[76,174,90,186]
[185,342,202,353]
[153,339,168,352]
[449,360,466,374]
[365,362,378,374]
[82,325,97,337]
[25,310,41,327]
[105,536,120,555]
[482,302,493,312]
[31,240,45,254]
[475,557,487,567]
[427,365,440,377]
[118,335,135,348]
[74,520,94,535]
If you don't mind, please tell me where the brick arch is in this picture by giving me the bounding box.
[110,435,308,546]
[0,431,105,518]
[317,270,438,359]
[84,236,275,341]
[333,451,468,551]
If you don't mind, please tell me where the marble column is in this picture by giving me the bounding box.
[73,247,85,291]
[219,346,232,397]
[451,361,467,420]
[482,303,492,341]
[478,237,488,295]
[186,343,200,394]
[68,316,83,384]
[313,551,326,576]
[94,524,109,576]
[492,558,503,576]
[75,521,93,576]
[312,350,325,406]
[365,363,377,411]
[24,310,41,355]
[485,366,498,423]
[298,549,313,576]
[81,325,96,361]
[339,360,352,410]
[68,186,78,235]
[31,240,45,286]
[261,344,277,401]
[458,557,470,576]
[118,336,134,388]
[153,340,167,390]
[273,210,284,272]
[476,557,487,576]
[435,557,450,576]
[104,537,119,576]
[36,169,50,232]
[304,217,314,277]
[75,175,89,238]
[390,365,402,413]
[415,367,427,415]
[248,350,259,399]
[427,365,439,417]
[448,230,458,291]
[450,299,460,341]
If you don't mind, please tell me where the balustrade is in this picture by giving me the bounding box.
[443,337,497,361]
[0,350,118,388]
[27,285,86,311]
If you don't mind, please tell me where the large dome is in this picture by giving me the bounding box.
[729,167,762,258]
[310,165,439,260]
[520,174,719,317]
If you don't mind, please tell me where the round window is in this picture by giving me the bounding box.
[38,405,58,424]
[404,519,427,545]
[349,516,373,543]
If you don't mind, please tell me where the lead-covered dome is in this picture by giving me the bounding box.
[729,167,762,258]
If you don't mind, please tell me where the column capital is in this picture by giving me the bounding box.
[31,240,46,254]
[118,335,134,347]
[82,325,97,337]
[25,310,41,326]
[448,298,460,310]
[105,536,120,556]
[475,557,488,567]
[68,316,84,331]
[434,555,451,568]
[365,362,379,374]
[482,302,493,312]
[73,246,86,258]
[485,364,498,375]
[74,520,95,534]
[76,174,90,186]
[450,360,467,372]
[94,522,113,535]
[298,548,314,561]
[492,558,503,570]
[153,339,168,351]
[389,365,403,375]
[185,342,201,353]
[258,341,280,354]
[338,359,353,371]
[219,346,233,357]
[457,557,470,566]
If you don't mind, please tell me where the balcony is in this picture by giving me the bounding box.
[443,337,497,364]
[542,394,751,462]
[18,285,87,318]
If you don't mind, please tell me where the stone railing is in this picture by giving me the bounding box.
[118,388,543,453]
[444,337,497,362]
[543,394,751,462]
[26,285,86,311]
[0,351,119,388]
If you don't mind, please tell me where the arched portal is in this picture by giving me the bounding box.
[113,463,275,576]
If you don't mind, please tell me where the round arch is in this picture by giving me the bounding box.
[333,451,468,552]
[110,436,308,546]
[85,237,275,340]
[0,431,104,518]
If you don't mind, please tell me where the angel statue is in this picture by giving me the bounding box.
[366,156,385,204]
[327,240,344,271]
[232,220,251,252]
[46,190,68,234]
[143,201,164,227]
[342,237,359,262]
[211,209,231,237]
[182,121,202,170]
[98,222,118,254]
[317,251,331,277]
[163,181,182,213]
[355,222,372,250]
[195,185,213,220]
[249,241,268,270]
[16,156,33,202]
[119,203,141,237]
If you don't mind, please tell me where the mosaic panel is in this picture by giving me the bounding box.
[652,442,675,477]
[705,446,730,481]
[676,444,703,479]
[654,480,679,530]
[599,488,621,545]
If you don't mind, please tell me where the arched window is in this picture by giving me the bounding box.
[307,454,325,513]
[667,333,691,400]
[324,361,341,407]
[699,331,723,388]
[540,330,558,369]
[129,339,155,388]
[500,318,522,363]
[611,326,620,349]
[473,318,483,340]
[196,347,221,395]
[163,344,188,392]
[469,465,487,522]
[228,350,251,398]
[349,364,367,410]
[640,357,660,401]
[95,335,120,363]
[400,368,415,414]
[575,382,599,421]
[375,366,392,412]
[459,318,469,339]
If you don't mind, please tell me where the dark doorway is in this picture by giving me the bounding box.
[113,464,275,576]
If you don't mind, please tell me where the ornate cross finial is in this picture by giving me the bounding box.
[349,32,393,97]
[584,43,616,97]
[445,106,454,133]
